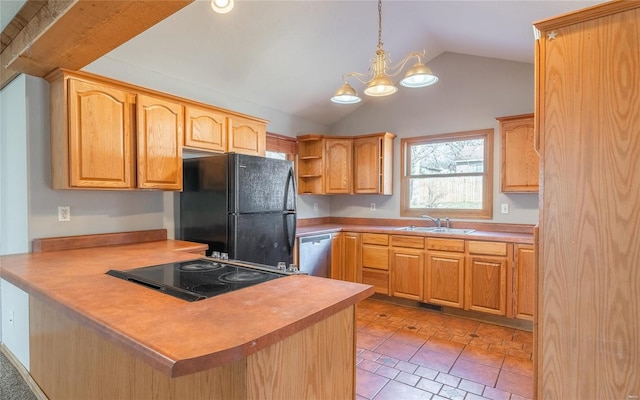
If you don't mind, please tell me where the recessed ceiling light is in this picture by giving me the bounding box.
[210,0,234,14]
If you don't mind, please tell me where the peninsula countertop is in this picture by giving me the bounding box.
[0,240,374,377]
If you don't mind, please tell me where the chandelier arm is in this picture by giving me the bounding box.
[384,51,425,77]
[342,71,374,85]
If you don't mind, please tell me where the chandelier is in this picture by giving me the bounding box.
[331,0,438,104]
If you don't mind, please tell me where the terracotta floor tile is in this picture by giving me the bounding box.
[449,358,500,387]
[458,378,485,395]
[356,368,389,399]
[435,372,461,388]
[372,380,430,400]
[416,377,443,394]
[375,340,420,361]
[496,370,533,398]
[375,365,400,380]
[502,355,533,377]
[409,348,457,373]
[483,385,512,400]
[438,384,467,400]
[459,345,505,368]
[476,323,516,339]
[422,337,465,357]
[358,332,388,351]
[356,299,534,400]
[388,329,429,348]
[361,321,399,339]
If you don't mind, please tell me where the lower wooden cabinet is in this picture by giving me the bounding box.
[389,235,424,301]
[342,232,362,283]
[465,240,509,316]
[513,244,535,320]
[425,251,465,308]
[361,233,389,294]
[330,233,343,280]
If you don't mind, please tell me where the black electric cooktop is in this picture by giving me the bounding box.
[106,258,291,302]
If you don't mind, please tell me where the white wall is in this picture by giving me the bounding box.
[1,75,29,255]
[1,279,30,369]
[328,53,539,224]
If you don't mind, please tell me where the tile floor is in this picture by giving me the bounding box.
[356,299,533,400]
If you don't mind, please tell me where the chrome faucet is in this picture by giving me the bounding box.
[445,217,451,229]
[421,215,441,228]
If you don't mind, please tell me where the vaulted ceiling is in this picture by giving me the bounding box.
[2,0,605,126]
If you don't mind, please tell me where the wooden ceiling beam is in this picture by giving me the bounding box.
[1,0,193,89]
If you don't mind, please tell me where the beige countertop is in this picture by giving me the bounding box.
[0,240,373,377]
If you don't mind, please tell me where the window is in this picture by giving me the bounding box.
[401,129,493,219]
[265,132,297,162]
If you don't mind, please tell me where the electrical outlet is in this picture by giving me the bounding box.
[501,203,509,214]
[58,206,71,222]
[370,203,376,211]
[313,203,318,212]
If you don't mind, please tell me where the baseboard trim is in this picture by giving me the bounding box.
[0,343,49,400]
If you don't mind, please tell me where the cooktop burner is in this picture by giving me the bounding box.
[106,258,290,302]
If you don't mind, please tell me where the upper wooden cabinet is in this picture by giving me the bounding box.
[296,132,396,195]
[183,105,227,153]
[496,114,538,192]
[353,133,394,195]
[324,139,353,194]
[136,94,183,190]
[227,115,266,156]
[62,78,136,189]
[46,69,268,190]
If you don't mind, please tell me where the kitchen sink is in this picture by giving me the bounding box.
[395,226,475,234]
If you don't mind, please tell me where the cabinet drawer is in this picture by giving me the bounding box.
[362,233,389,245]
[362,268,389,295]
[426,238,465,252]
[362,245,389,270]
[390,235,425,249]
[467,240,508,256]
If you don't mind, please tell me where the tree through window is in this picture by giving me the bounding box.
[401,129,493,219]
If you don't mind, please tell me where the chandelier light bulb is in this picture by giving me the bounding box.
[211,0,234,14]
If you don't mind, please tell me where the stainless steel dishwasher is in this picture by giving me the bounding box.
[298,234,331,277]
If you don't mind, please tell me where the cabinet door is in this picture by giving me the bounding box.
[466,255,507,315]
[390,248,424,301]
[67,79,136,189]
[353,136,380,194]
[499,114,538,192]
[184,105,226,152]
[137,94,183,190]
[425,251,465,308]
[324,139,352,194]
[513,244,535,320]
[330,233,343,280]
[342,232,361,283]
[228,115,266,156]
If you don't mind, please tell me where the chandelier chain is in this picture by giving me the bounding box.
[377,0,383,51]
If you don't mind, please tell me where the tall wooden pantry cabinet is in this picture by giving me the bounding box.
[534,2,640,399]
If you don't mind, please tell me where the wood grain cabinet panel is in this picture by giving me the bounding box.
[136,94,183,190]
[330,233,343,280]
[390,248,424,301]
[50,76,137,189]
[183,104,227,152]
[496,114,538,192]
[513,244,534,321]
[361,233,389,294]
[465,255,507,316]
[342,232,361,283]
[297,135,324,194]
[353,133,394,194]
[228,115,266,156]
[425,251,465,309]
[324,139,353,194]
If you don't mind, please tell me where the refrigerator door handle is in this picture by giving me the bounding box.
[285,212,297,254]
[283,166,297,212]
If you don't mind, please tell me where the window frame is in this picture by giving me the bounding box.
[400,128,494,219]
[265,132,297,162]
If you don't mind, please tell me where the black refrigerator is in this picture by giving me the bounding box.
[179,153,296,266]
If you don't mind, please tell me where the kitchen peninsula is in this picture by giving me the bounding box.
[0,230,374,400]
